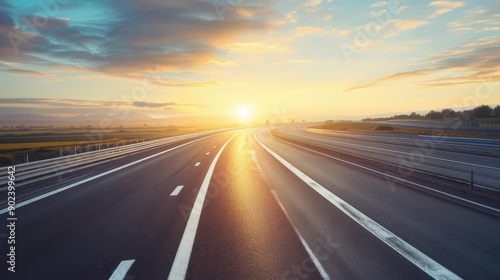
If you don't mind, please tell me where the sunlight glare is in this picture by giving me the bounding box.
[237,105,252,121]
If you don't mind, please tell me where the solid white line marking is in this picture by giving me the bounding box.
[256,133,461,280]
[170,185,184,196]
[168,136,236,280]
[109,259,135,280]
[302,133,499,170]
[0,135,215,215]
[194,162,201,167]
[271,190,330,280]
[281,137,500,214]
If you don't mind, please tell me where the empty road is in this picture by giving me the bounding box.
[1,127,499,279]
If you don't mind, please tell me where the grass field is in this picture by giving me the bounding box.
[310,122,500,139]
[0,125,225,166]
[0,141,105,150]
[0,126,218,143]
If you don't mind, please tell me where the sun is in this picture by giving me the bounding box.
[236,105,253,121]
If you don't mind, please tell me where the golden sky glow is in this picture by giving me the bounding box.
[0,0,499,123]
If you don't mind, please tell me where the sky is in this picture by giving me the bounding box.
[0,0,499,123]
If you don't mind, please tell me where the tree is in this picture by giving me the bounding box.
[425,110,442,119]
[409,112,423,119]
[493,105,500,118]
[470,105,493,119]
[441,108,456,118]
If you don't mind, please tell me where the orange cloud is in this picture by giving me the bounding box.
[227,42,293,54]
[391,20,428,31]
[345,69,430,92]
[294,26,323,37]
[303,0,322,8]
[429,1,464,18]
[0,68,50,76]
[345,37,500,92]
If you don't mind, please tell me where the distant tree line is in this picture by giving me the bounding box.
[363,105,500,122]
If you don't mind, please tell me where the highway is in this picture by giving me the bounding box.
[375,120,500,135]
[280,126,500,190]
[1,127,499,279]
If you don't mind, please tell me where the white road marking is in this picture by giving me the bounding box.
[168,136,236,280]
[206,152,210,155]
[213,146,216,148]
[0,136,214,215]
[109,259,135,280]
[280,137,500,214]
[271,190,330,280]
[301,134,499,170]
[249,151,262,170]
[194,162,201,167]
[256,134,462,280]
[170,185,184,196]
[255,162,262,170]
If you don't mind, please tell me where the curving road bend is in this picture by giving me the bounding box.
[0,127,499,279]
[276,125,500,189]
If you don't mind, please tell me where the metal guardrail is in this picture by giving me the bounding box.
[417,135,500,145]
[273,129,499,191]
[0,129,226,187]
[388,119,500,129]
[305,128,500,154]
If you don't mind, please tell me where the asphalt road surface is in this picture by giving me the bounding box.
[1,127,499,279]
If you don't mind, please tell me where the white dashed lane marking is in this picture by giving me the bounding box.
[109,260,135,280]
[168,136,236,280]
[256,133,461,280]
[170,185,184,196]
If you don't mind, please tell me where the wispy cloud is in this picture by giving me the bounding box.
[285,11,297,24]
[391,20,428,31]
[330,28,351,36]
[0,98,207,108]
[32,17,71,31]
[0,98,207,116]
[294,26,351,38]
[1,98,131,108]
[429,1,465,18]
[302,0,323,13]
[345,82,380,93]
[294,26,323,37]
[133,101,207,109]
[446,6,500,34]
[151,80,218,88]
[227,42,294,54]
[273,59,313,65]
[0,68,49,76]
[345,69,430,92]
[345,37,500,91]
[371,1,387,8]
[132,101,176,109]
[303,0,322,8]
